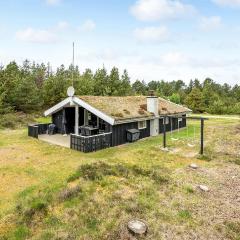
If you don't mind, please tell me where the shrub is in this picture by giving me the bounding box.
[0,112,35,129]
[16,196,49,222]
[58,186,82,202]
[225,221,240,240]
[185,186,194,194]
[13,225,29,240]
[68,162,169,184]
[151,170,169,184]
[234,158,240,165]
[23,198,48,220]
[178,210,192,220]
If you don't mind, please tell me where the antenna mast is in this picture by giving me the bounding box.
[72,42,75,87]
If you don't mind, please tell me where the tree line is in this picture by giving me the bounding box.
[0,60,239,115]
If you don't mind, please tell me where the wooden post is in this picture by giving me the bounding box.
[163,117,166,148]
[200,118,204,155]
[84,109,88,125]
[75,105,79,135]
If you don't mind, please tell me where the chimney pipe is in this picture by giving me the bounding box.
[147,91,158,116]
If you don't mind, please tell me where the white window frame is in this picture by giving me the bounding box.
[178,117,182,122]
[138,120,147,129]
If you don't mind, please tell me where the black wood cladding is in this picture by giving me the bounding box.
[70,133,112,153]
[111,120,150,147]
[28,123,50,138]
[159,114,186,133]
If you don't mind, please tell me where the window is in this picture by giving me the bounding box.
[138,120,147,129]
[178,117,182,122]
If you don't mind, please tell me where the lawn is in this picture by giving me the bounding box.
[0,117,239,240]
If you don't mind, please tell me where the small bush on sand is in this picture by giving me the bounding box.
[16,195,49,222]
[13,225,29,240]
[185,186,194,194]
[225,221,240,240]
[234,157,240,165]
[58,186,82,202]
[178,210,192,220]
[23,198,48,220]
[67,162,169,184]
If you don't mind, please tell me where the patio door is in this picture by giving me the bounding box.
[65,107,75,134]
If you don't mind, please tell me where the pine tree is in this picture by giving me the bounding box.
[119,69,131,96]
[185,88,205,113]
[93,67,108,96]
[108,67,121,96]
[77,69,94,95]
[132,80,147,95]
[43,65,68,106]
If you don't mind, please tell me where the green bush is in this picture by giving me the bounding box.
[67,162,169,184]
[13,226,29,240]
[178,210,192,220]
[0,112,35,129]
[58,185,82,202]
[225,221,240,240]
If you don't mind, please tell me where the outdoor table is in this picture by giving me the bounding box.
[80,126,99,136]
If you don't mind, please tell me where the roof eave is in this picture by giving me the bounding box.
[72,96,115,125]
[44,96,115,125]
[44,97,72,116]
[114,116,155,125]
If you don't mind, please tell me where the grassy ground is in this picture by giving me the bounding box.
[0,117,239,240]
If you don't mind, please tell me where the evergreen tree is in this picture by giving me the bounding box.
[186,79,194,94]
[0,60,239,115]
[132,80,147,95]
[108,67,121,96]
[76,69,94,95]
[1,61,21,110]
[119,69,131,96]
[43,65,68,106]
[93,67,108,96]
[185,88,205,113]
[148,81,159,91]
[169,93,181,104]
[13,75,42,112]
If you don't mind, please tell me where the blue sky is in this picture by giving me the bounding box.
[0,0,240,85]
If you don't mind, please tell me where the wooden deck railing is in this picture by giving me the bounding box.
[28,123,50,138]
[70,132,112,153]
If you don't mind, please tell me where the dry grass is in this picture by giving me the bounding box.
[0,116,240,239]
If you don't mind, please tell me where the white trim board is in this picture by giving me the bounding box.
[44,97,72,117]
[73,97,115,125]
[44,96,115,126]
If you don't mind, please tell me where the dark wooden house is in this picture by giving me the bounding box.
[30,95,191,152]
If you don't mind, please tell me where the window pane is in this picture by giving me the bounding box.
[138,121,146,129]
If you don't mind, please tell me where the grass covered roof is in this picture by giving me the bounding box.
[78,96,191,122]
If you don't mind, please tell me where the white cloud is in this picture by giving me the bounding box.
[134,26,169,43]
[79,19,96,32]
[16,28,57,43]
[57,21,69,30]
[212,0,240,7]
[130,0,196,21]
[161,52,188,65]
[199,16,222,31]
[46,0,61,6]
